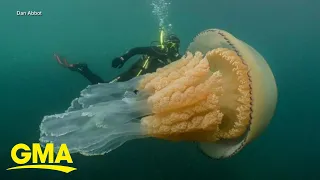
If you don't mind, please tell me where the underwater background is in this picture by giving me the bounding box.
[1,0,320,179]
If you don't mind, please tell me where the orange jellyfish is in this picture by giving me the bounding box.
[40,29,277,159]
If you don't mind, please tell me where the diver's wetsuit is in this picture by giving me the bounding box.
[72,46,182,84]
[69,63,104,84]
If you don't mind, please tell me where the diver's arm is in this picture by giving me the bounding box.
[112,46,166,68]
[120,47,160,62]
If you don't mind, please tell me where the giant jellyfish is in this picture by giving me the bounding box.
[39,29,278,159]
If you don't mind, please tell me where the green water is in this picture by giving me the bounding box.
[1,0,319,179]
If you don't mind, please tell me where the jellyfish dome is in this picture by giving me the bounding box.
[187,29,278,158]
[39,28,277,159]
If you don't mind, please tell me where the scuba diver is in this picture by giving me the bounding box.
[54,31,182,85]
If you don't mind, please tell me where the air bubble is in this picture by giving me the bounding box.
[150,0,173,33]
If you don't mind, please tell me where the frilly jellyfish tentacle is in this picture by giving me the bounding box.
[66,76,145,112]
[40,77,152,155]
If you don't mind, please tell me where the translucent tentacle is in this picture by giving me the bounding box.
[66,76,145,112]
[39,78,152,156]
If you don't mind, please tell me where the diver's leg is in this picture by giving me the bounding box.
[107,69,136,83]
[54,54,104,85]
[70,63,105,85]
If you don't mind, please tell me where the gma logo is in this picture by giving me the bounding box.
[7,143,76,173]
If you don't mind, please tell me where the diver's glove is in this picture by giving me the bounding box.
[112,57,125,68]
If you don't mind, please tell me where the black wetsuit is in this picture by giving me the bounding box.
[69,63,104,84]
[71,46,182,84]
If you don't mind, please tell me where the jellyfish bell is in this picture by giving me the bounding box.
[188,29,278,158]
[39,29,277,159]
